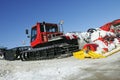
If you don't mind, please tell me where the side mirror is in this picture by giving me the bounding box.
[25,29,29,34]
[59,20,64,33]
[25,29,30,38]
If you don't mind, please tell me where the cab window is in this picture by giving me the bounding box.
[31,27,37,42]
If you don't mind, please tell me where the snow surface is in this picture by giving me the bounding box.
[0,51,120,80]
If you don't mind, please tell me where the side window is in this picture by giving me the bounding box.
[31,27,37,42]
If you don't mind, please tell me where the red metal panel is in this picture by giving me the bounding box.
[100,22,112,31]
[31,23,42,48]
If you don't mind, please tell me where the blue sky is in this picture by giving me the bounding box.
[0,0,120,48]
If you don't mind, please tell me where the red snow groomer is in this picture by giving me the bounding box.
[73,19,120,59]
[20,21,79,61]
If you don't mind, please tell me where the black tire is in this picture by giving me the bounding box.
[4,50,16,61]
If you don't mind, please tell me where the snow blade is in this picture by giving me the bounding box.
[73,47,120,60]
[73,50,105,59]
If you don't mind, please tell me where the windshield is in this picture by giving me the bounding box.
[40,24,58,32]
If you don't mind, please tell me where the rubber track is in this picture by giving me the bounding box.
[20,44,79,61]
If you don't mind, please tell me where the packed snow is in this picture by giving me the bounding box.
[0,51,120,80]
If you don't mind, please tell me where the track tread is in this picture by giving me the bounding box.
[20,44,79,61]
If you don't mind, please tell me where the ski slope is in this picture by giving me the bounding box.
[0,51,120,80]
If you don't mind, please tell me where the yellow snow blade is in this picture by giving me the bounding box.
[73,47,120,60]
[88,51,105,59]
[73,50,105,59]
[73,50,85,59]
